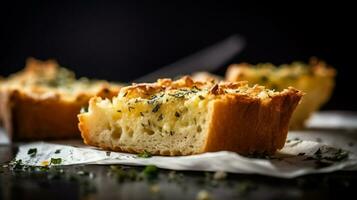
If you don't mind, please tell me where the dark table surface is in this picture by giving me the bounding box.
[1,119,357,200]
[1,147,357,200]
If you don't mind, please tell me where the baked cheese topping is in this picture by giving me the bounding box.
[1,58,121,101]
[97,76,282,126]
[226,57,335,91]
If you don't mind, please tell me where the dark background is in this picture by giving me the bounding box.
[0,1,356,110]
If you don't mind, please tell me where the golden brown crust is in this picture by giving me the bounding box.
[203,89,302,154]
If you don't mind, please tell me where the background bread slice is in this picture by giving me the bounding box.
[226,58,335,129]
[78,77,303,156]
[0,58,121,140]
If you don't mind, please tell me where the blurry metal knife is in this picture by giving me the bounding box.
[132,34,245,83]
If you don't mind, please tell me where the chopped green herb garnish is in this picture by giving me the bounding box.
[141,165,158,179]
[147,95,157,104]
[140,112,144,117]
[10,159,24,170]
[168,89,196,99]
[109,166,140,182]
[128,106,135,112]
[328,149,349,161]
[175,111,180,118]
[312,147,349,162]
[158,114,163,121]
[123,92,128,97]
[117,110,122,112]
[27,148,37,157]
[152,104,161,113]
[55,149,61,154]
[314,148,322,158]
[137,150,152,158]
[198,95,205,100]
[50,158,62,165]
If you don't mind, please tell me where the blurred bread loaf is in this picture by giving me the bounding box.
[0,58,121,140]
[226,58,336,129]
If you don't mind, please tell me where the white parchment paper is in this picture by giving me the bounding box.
[15,139,357,178]
[4,111,357,178]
